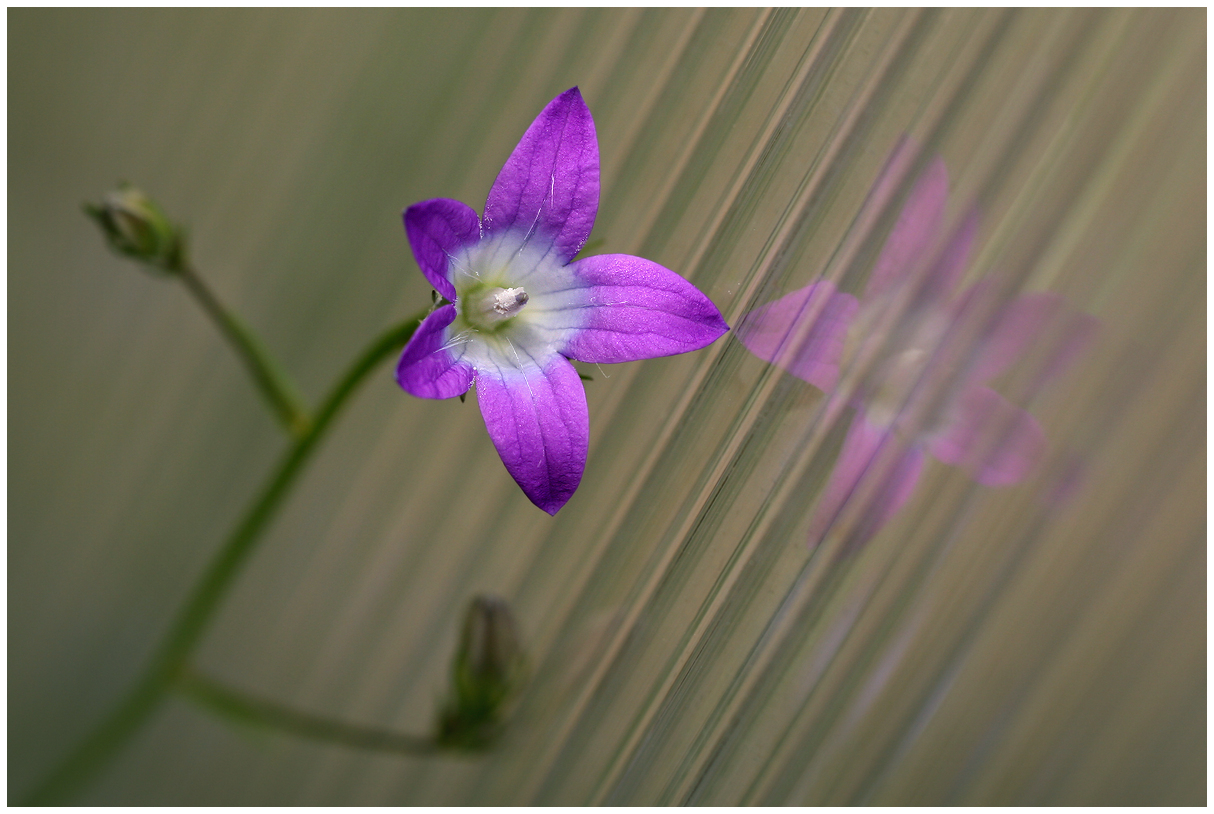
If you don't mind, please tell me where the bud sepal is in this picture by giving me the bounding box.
[84,184,185,274]
[436,594,527,750]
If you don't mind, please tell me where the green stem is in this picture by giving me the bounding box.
[21,309,429,805]
[177,667,438,756]
[179,263,312,438]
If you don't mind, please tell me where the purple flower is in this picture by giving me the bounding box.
[396,88,729,514]
[739,141,1095,547]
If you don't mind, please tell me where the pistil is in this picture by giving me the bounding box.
[464,286,530,330]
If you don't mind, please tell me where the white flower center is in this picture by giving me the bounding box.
[866,347,929,428]
[445,232,575,367]
[843,293,956,435]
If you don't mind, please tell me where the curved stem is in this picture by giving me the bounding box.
[179,263,312,438]
[21,309,428,805]
[177,667,438,756]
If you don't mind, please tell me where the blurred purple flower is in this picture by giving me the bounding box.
[396,88,728,514]
[739,141,1095,547]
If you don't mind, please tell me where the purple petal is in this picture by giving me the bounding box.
[860,135,919,225]
[928,385,1045,486]
[808,414,925,549]
[1042,451,1088,509]
[1039,310,1099,385]
[955,286,1048,382]
[737,281,859,391]
[476,353,589,515]
[546,254,729,364]
[924,209,978,299]
[483,87,600,265]
[404,198,480,301]
[966,291,1097,384]
[395,304,474,399]
[866,155,949,299]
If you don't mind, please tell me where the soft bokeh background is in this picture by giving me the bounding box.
[9,8,1205,804]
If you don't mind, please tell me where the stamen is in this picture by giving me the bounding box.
[462,285,531,330]
[492,287,529,316]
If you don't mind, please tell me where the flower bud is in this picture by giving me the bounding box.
[84,184,184,273]
[436,594,526,749]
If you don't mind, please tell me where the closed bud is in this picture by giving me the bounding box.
[436,594,526,750]
[84,184,184,273]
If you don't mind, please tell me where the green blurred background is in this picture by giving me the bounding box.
[9,9,1205,804]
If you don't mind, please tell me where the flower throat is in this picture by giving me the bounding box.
[462,285,530,331]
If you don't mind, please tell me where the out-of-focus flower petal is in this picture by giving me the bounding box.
[809,414,925,547]
[396,304,475,399]
[860,135,919,226]
[928,385,1046,486]
[404,198,481,301]
[533,253,728,364]
[866,155,949,299]
[924,209,979,298]
[1039,311,1099,385]
[476,353,589,515]
[483,87,599,265]
[736,281,859,392]
[960,290,1099,385]
[965,290,1066,382]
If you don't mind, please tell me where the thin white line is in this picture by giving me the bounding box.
[438,330,475,353]
[505,337,536,400]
